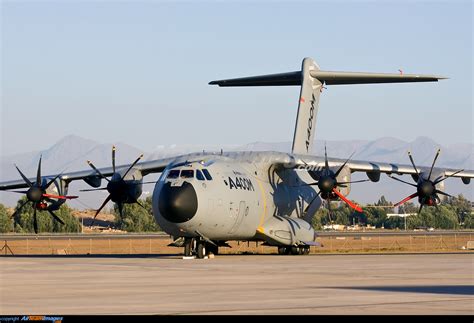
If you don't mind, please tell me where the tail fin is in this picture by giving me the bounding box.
[209,58,446,155]
[292,58,322,154]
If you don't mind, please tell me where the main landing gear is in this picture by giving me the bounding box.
[184,237,218,259]
[277,246,310,255]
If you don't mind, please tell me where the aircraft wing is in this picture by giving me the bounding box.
[0,153,207,191]
[286,154,474,183]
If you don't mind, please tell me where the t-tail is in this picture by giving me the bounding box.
[209,57,446,155]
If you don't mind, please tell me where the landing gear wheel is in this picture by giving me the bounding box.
[277,247,286,255]
[290,246,299,255]
[304,247,310,255]
[197,242,207,259]
[298,247,304,255]
[184,238,193,257]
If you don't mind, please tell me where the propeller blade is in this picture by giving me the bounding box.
[33,204,38,234]
[14,165,32,187]
[10,190,28,194]
[87,160,110,182]
[428,148,441,181]
[417,203,424,215]
[135,200,147,211]
[112,146,116,173]
[332,188,363,212]
[44,173,63,190]
[435,190,453,198]
[388,175,417,187]
[48,210,65,225]
[334,152,355,178]
[303,190,321,214]
[121,154,144,179]
[407,151,419,177]
[80,187,108,192]
[117,202,124,218]
[42,193,78,200]
[11,200,30,218]
[434,169,464,185]
[337,179,369,185]
[324,144,329,170]
[394,192,419,207]
[91,194,112,227]
[36,156,42,187]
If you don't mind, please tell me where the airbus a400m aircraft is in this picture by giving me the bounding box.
[1,58,473,258]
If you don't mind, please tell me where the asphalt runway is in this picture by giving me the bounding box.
[0,254,473,315]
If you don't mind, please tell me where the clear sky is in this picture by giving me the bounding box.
[1,0,472,155]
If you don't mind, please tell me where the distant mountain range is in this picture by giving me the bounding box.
[1,135,472,208]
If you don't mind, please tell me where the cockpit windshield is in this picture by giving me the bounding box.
[180,170,194,178]
[167,170,180,179]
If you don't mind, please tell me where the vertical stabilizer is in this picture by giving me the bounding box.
[291,58,322,155]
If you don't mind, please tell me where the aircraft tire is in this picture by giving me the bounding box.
[290,246,299,255]
[277,247,286,255]
[197,242,206,259]
[184,238,193,257]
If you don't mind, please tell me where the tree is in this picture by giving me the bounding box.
[446,194,472,226]
[113,197,160,232]
[12,196,80,233]
[0,203,13,233]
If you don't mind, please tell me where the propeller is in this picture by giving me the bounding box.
[390,149,463,214]
[9,156,78,233]
[84,146,144,226]
[304,145,365,213]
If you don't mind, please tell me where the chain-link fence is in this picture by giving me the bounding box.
[0,233,472,256]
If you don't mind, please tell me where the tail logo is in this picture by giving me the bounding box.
[305,93,316,152]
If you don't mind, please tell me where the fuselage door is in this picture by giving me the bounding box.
[228,201,247,234]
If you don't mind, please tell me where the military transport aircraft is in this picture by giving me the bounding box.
[1,57,473,258]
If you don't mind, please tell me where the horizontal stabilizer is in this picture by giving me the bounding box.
[311,71,446,85]
[209,71,301,86]
[209,71,446,87]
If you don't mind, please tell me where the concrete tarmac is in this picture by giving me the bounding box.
[0,254,473,315]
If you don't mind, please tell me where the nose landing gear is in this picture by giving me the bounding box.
[184,237,218,259]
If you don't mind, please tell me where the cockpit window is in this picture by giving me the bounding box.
[202,169,213,180]
[167,170,180,179]
[196,169,205,181]
[180,170,194,178]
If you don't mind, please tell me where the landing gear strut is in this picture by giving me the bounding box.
[183,238,218,259]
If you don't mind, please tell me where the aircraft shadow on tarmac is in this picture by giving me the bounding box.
[330,285,474,296]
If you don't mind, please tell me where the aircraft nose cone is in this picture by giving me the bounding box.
[158,182,198,223]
